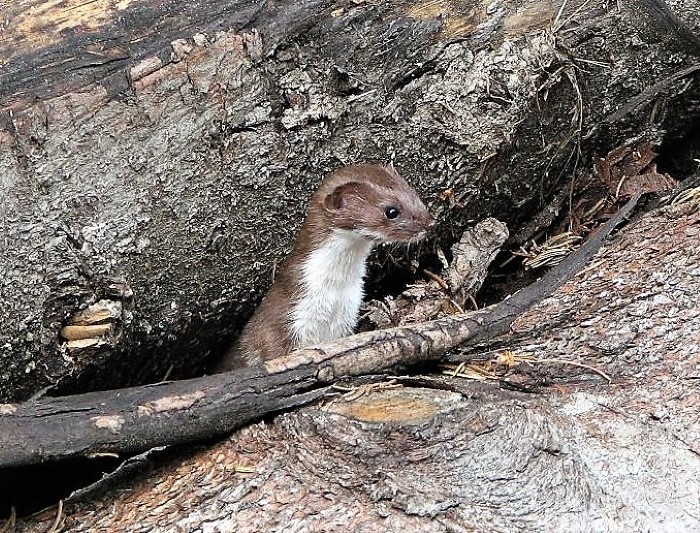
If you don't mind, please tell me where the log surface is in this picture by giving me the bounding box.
[0,195,637,470]
[17,199,700,531]
[2,0,700,401]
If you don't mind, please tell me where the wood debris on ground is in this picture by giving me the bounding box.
[514,140,677,270]
[362,218,509,328]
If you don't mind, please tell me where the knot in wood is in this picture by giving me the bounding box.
[316,365,335,382]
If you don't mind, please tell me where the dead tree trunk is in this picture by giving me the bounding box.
[1,0,699,401]
[0,197,636,470]
[15,198,700,531]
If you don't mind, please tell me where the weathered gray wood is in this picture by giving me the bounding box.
[16,197,700,532]
[0,195,636,470]
[2,0,699,402]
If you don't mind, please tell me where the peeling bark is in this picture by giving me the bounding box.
[2,0,700,401]
[14,197,700,531]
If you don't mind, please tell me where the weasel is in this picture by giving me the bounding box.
[218,164,433,370]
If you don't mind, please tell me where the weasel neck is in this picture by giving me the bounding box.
[290,228,375,348]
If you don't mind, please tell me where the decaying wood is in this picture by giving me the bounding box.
[3,0,700,527]
[0,196,637,471]
[363,217,510,327]
[17,197,700,532]
[2,0,700,402]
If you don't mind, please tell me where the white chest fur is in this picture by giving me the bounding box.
[290,229,374,348]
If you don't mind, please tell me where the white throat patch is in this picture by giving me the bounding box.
[290,229,374,348]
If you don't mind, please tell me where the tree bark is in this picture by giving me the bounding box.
[1,0,699,401]
[0,195,636,470]
[15,197,700,531]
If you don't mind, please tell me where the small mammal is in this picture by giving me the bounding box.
[218,164,433,370]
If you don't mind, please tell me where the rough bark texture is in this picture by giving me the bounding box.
[15,198,700,531]
[1,0,700,401]
[0,196,634,472]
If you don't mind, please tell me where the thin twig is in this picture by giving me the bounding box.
[536,358,612,383]
[423,269,449,290]
[448,298,465,314]
[0,507,16,533]
[47,500,64,533]
[554,0,595,32]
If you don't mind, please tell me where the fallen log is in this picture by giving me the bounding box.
[0,195,638,470]
[15,190,700,531]
[2,0,699,402]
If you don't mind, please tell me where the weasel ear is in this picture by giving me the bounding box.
[324,183,354,212]
[385,163,401,179]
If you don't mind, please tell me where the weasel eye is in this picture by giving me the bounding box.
[384,206,401,220]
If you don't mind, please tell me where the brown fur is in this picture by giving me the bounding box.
[217,165,432,370]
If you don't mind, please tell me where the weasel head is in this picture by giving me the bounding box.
[312,164,434,243]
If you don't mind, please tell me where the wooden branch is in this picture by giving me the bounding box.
[0,195,640,469]
[0,366,330,468]
[2,0,697,405]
